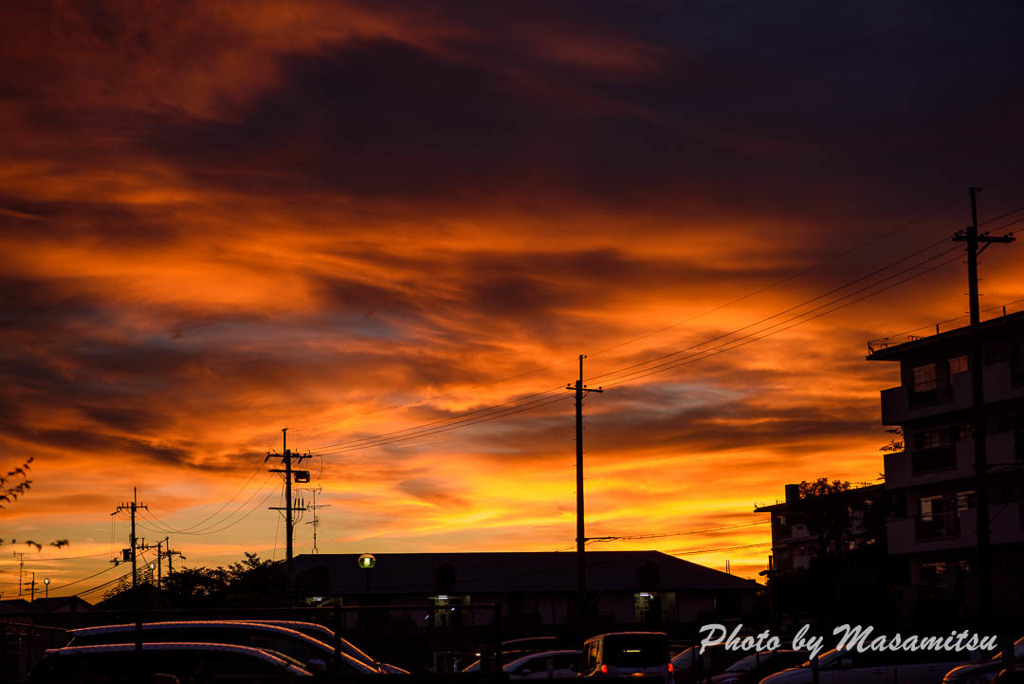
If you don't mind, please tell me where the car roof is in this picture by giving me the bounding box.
[41,641,311,674]
[505,650,581,669]
[69,621,377,673]
[237,621,375,660]
[585,632,668,643]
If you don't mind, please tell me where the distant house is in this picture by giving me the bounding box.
[29,596,93,613]
[0,596,93,614]
[755,482,887,575]
[295,550,758,632]
[0,598,30,614]
[867,308,1024,620]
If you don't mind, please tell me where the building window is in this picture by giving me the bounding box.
[948,355,968,376]
[634,592,660,623]
[912,364,937,393]
[956,490,976,512]
[915,429,945,450]
[955,424,973,442]
[920,495,942,522]
[918,494,961,540]
[910,364,938,405]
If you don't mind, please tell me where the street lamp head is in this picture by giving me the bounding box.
[357,553,376,569]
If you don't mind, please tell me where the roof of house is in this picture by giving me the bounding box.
[295,550,759,595]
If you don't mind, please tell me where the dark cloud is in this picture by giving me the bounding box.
[0,276,106,332]
[23,427,191,466]
[395,476,470,507]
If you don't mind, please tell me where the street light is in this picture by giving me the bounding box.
[357,554,375,640]
[44,577,49,600]
[357,553,375,593]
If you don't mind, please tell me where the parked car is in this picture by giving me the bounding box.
[248,619,410,674]
[707,650,808,684]
[462,637,564,673]
[68,620,379,676]
[761,647,972,684]
[504,649,582,679]
[944,637,1024,684]
[580,632,672,684]
[28,642,313,683]
[672,645,746,684]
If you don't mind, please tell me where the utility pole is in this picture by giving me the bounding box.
[165,542,185,575]
[952,186,1015,623]
[267,428,311,603]
[28,571,36,603]
[12,552,25,596]
[112,488,148,594]
[566,354,602,646]
[139,538,169,589]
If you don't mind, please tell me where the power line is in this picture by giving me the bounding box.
[314,392,569,455]
[312,386,565,452]
[590,237,957,385]
[47,564,119,592]
[599,245,965,387]
[669,542,773,557]
[76,570,132,598]
[139,484,279,537]
[596,520,771,541]
[0,550,110,563]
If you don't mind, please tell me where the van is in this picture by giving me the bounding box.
[580,632,672,684]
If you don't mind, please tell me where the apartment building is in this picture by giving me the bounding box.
[755,482,886,575]
[867,309,1024,620]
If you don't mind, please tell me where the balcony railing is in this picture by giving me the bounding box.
[908,389,938,407]
[866,301,1024,355]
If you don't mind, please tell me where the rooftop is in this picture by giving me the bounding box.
[866,304,1024,360]
[295,550,760,594]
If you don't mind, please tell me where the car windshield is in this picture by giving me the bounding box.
[724,652,771,673]
[603,635,668,667]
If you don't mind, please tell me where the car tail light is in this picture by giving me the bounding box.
[601,665,608,674]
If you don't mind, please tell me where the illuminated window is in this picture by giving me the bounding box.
[956,490,975,512]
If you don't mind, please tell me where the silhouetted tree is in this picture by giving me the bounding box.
[0,456,70,551]
[99,552,287,609]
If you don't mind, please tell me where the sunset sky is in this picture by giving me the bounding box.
[2,1,1024,598]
